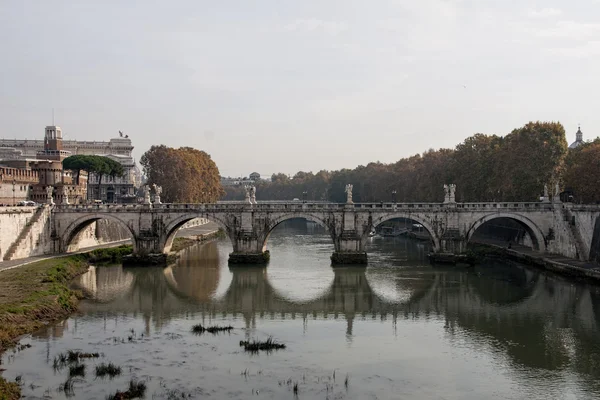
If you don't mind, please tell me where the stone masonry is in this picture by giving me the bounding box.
[47,200,600,264]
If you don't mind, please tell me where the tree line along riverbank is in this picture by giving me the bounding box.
[223,122,600,204]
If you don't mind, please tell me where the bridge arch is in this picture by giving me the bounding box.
[465,213,546,252]
[260,212,334,252]
[61,214,137,253]
[162,213,233,253]
[368,213,441,251]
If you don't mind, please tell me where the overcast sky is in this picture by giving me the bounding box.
[1,1,599,177]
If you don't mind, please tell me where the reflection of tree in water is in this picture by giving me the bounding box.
[32,320,70,340]
[467,261,537,306]
[164,242,221,302]
[441,267,600,392]
[72,241,600,388]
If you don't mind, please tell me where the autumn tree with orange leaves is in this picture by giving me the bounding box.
[140,145,224,203]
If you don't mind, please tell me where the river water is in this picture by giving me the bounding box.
[3,220,600,399]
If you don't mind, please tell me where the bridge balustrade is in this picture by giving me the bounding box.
[53,201,572,213]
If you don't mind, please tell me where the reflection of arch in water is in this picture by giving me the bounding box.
[72,265,136,303]
[366,267,439,304]
[466,213,546,252]
[217,264,438,315]
[261,215,334,252]
[163,241,222,302]
[268,264,336,303]
[466,262,539,306]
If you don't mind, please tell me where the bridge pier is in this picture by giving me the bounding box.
[136,236,160,254]
[331,234,368,265]
[229,251,270,264]
[440,236,467,254]
[229,232,270,264]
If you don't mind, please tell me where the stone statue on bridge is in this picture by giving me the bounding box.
[443,184,456,203]
[345,184,353,204]
[46,185,54,205]
[152,184,163,204]
[244,185,257,205]
[542,184,550,203]
[61,185,69,205]
[554,182,561,203]
[244,186,251,204]
[143,185,151,205]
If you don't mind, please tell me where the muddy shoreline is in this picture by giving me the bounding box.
[0,246,135,399]
[0,235,221,399]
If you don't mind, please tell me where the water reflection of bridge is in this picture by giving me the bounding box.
[75,242,600,330]
[70,241,600,380]
[75,243,439,329]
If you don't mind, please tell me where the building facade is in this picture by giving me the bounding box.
[0,166,39,205]
[1,126,89,204]
[86,153,139,203]
[221,172,263,187]
[0,126,142,203]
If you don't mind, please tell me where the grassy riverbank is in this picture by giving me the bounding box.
[0,245,132,399]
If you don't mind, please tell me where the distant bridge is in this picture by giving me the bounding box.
[51,190,600,263]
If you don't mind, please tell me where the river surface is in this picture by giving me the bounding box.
[3,220,600,399]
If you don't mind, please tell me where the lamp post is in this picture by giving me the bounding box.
[302,191,308,203]
[392,190,397,203]
[12,178,16,206]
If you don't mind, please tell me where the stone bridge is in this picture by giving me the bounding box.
[51,196,600,264]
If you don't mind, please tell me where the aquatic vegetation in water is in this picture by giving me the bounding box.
[165,388,192,399]
[95,362,122,379]
[53,350,100,370]
[239,337,286,352]
[106,379,147,400]
[68,363,85,378]
[15,343,32,352]
[67,350,100,361]
[191,324,233,334]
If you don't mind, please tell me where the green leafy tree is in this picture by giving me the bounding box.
[497,122,567,201]
[62,155,87,185]
[62,155,124,195]
[564,139,600,203]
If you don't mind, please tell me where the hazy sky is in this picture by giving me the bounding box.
[1,1,599,177]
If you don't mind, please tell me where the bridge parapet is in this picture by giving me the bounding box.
[54,201,578,213]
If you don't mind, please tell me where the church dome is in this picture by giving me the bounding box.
[569,126,584,149]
